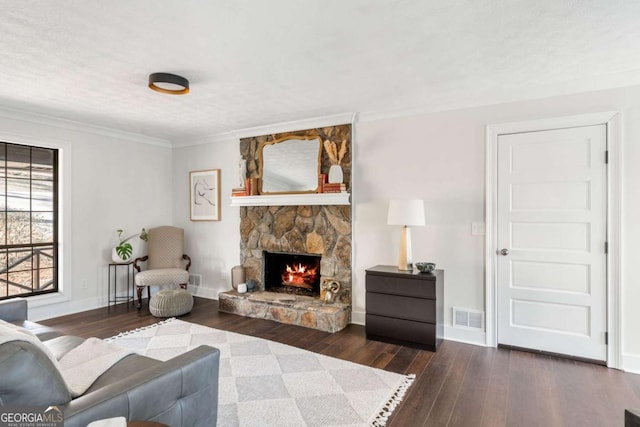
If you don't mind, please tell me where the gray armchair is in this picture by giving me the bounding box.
[134,226,192,309]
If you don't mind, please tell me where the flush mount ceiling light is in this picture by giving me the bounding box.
[148,72,189,95]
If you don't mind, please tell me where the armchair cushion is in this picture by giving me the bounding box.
[148,226,185,270]
[135,268,189,288]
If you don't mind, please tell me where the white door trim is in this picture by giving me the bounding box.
[485,111,622,368]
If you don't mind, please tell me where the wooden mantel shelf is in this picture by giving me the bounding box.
[231,193,350,207]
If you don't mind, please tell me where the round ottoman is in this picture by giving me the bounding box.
[149,288,193,317]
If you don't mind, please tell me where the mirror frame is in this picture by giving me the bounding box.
[258,135,322,195]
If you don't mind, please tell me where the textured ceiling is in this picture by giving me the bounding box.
[1,1,640,143]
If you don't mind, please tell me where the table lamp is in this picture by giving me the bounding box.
[387,199,425,270]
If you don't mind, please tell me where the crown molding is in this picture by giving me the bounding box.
[171,112,358,148]
[231,112,356,139]
[0,105,172,148]
[171,132,239,148]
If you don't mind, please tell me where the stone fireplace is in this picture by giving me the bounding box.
[218,124,353,333]
[239,204,352,302]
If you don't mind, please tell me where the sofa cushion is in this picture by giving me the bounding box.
[1,321,135,399]
[59,338,134,397]
[0,341,71,405]
[45,335,88,361]
[9,319,62,342]
[84,354,159,394]
[0,319,61,366]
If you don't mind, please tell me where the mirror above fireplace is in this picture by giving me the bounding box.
[259,135,321,194]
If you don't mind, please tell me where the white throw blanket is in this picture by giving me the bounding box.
[0,320,132,397]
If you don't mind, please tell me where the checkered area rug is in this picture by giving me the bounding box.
[107,318,414,427]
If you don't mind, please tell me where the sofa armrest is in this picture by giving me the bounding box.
[0,298,28,322]
[62,345,220,427]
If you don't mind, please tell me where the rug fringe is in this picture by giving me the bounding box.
[105,317,176,342]
[370,373,416,427]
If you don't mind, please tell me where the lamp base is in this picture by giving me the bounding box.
[397,226,413,271]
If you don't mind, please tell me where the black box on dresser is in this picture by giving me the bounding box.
[365,265,444,351]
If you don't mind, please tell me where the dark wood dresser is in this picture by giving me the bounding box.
[365,265,444,351]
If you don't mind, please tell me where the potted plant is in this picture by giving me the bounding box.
[112,228,149,263]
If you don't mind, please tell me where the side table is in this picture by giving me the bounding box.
[108,261,135,309]
[365,265,444,351]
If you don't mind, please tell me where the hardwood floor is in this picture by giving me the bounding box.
[41,297,640,426]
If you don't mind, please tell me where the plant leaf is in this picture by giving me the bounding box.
[116,242,133,260]
[338,139,347,164]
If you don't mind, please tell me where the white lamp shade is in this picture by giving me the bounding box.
[387,199,425,226]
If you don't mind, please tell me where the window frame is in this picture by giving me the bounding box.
[0,141,58,300]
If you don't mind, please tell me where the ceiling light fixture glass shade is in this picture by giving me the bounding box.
[148,72,190,95]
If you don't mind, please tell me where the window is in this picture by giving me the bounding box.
[0,142,57,299]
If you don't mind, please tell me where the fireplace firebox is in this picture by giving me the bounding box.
[264,251,321,297]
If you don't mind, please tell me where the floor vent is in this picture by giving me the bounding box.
[453,307,484,330]
[188,274,202,287]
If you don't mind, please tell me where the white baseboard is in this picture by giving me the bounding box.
[29,286,222,321]
[444,325,488,347]
[189,285,220,300]
[621,353,640,375]
[29,296,105,322]
[350,309,365,325]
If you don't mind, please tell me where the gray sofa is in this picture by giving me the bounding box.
[0,298,219,427]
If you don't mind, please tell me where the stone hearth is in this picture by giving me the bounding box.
[218,291,350,333]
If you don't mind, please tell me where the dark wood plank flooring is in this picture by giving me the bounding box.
[40,297,640,426]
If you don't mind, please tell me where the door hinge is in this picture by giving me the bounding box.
[605,332,608,345]
[605,241,608,254]
[605,150,609,164]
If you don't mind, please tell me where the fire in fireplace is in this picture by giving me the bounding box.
[264,251,321,296]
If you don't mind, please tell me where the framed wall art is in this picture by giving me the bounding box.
[190,169,221,221]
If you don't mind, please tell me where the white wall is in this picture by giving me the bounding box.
[353,84,640,370]
[0,110,173,321]
[169,84,640,371]
[172,137,241,298]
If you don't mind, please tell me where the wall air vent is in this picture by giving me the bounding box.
[453,307,484,330]
[188,274,202,287]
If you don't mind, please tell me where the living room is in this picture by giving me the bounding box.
[2,1,640,426]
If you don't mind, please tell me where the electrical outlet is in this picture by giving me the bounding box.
[471,222,485,236]
[80,279,88,289]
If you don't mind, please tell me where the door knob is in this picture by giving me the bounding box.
[500,248,510,256]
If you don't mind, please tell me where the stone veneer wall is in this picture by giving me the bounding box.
[239,124,352,305]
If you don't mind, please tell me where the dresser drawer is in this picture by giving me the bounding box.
[366,292,435,323]
[366,273,436,299]
[366,314,437,349]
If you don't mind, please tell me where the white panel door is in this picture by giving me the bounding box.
[497,125,607,361]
